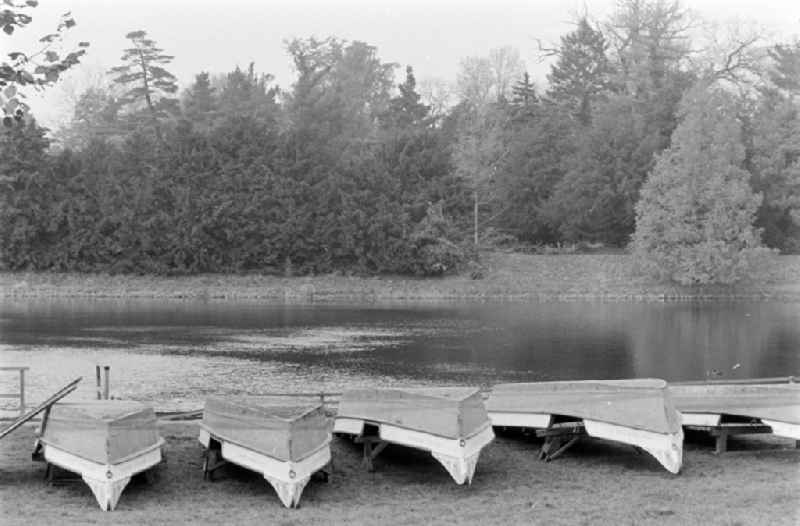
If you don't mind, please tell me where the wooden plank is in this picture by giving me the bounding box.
[672,377,796,386]
[251,392,343,398]
[535,423,586,438]
[157,410,203,421]
[709,425,773,435]
[354,435,388,471]
[32,405,53,460]
[546,436,580,461]
[684,424,773,434]
[202,448,228,481]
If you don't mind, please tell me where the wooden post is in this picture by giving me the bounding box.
[714,432,728,454]
[95,366,102,400]
[18,368,26,416]
[103,366,110,400]
[473,190,479,246]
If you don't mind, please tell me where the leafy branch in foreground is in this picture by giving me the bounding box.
[1,0,88,125]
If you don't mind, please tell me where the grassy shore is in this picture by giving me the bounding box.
[0,422,797,525]
[2,252,800,301]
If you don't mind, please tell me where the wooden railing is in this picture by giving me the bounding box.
[0,366,29,417]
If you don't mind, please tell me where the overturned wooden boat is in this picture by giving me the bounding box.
[671,380,800,452]
[333,387,494,484]
[35,400,164,510]
[199,397,332,508]
[487,379,683,474]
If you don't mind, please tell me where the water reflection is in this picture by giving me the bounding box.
[1,299,798,408]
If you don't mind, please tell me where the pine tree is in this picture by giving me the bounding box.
[512,72,536,107]
[109,30,179,140]
[383,66,429,128]
[767,41,800,96]
[183,72,216,126]
[632,84,770,285]
[547,18,613,124]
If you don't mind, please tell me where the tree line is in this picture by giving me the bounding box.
[1,0,798,282]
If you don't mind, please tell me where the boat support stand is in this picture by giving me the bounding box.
[354,435,389,472]
[536,422,585,462]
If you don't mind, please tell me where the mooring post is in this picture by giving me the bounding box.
[18,368,26,416]
[95,366,102,400]
[103,366,110,400]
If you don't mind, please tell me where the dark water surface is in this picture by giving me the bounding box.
[1,299,798,409]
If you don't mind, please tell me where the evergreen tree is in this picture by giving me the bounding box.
[547,94,664,246]
[0,119,61,267]
[511,72,537,107]
[495,101,574,243]
[767,41,800,97]
[182,72,216,126]
[632,84,769,285]
[383,66,429,128]
[109,30,179,140]
[547,18,613,124]
[216,63,280,122]
[746,91,800,253]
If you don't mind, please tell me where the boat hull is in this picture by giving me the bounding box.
[672,383,800,441]
[39,400,164,510]
[199,427,330,508]
[487,379,683,474]
[199,399,332,508]
[334,417,494,484]
[41,439,164,510]
[334,387,494,484]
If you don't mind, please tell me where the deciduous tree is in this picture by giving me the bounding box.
[1,0,88,125]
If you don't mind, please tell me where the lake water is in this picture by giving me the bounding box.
[1,299,798,411]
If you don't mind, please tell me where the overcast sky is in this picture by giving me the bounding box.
[11,0,800,127]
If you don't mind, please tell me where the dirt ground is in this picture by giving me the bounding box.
[0,422,797,526]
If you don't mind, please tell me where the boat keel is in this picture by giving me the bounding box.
[430,449,481,485]
[83,475,131,511]
[761,419,800,440]
[264,474,311,508]
[584,419,683,474]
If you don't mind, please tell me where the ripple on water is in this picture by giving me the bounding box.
[0,324,442,414]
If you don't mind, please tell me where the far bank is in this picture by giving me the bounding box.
[2,253,799,301]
